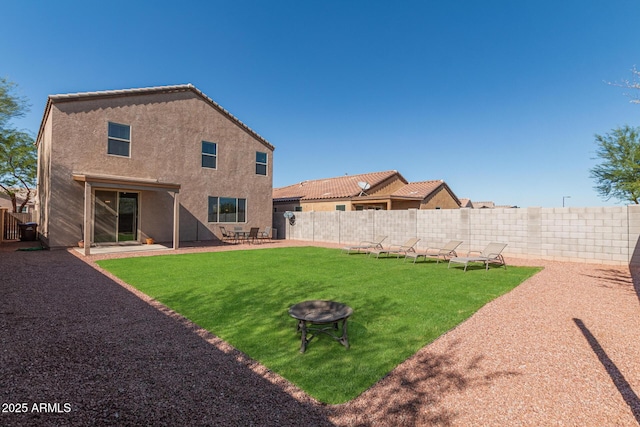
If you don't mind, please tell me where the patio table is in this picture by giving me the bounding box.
[231,228,248,243]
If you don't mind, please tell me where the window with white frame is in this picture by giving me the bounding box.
[107,122,131,157]
[202,141,217,169]
[256,151,267,175]
[208,196,246,223]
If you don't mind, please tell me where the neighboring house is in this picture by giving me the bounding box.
[35,84,274,253]
[0,193,10,211]
[458,198,472,208]
[273,170,460,212]
[458,199,518,209]
[0,188,35,213]
[472,201,496,209]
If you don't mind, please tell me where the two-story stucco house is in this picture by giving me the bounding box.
[35,84,274,254]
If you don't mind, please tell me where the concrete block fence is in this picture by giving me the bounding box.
[274,206,640,266]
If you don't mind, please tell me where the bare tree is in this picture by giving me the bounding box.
[608,66,640,104]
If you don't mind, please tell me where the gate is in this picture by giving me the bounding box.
[2,210,32,240]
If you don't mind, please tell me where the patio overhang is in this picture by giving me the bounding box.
[72,173,181,256]
[72,173,181,193]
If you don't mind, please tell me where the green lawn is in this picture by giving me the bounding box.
[97,246,540,404]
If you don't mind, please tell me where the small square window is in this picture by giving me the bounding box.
[202,141,217,169]
[256,151,267,175]
[108,122,130,157]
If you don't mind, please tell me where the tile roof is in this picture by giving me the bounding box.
[390,180,444,199]
[472,201,496,208]
[273,170,403,201]
[459,198,472,207]
[37,84,274,151]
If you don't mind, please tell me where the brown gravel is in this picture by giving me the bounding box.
[1,240,639,426]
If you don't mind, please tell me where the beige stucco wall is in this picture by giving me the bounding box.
[35,113,53,245]
[390,200,420,210]
[301,200,353,212]
[369,176,406,196]
[273,200,301,213]
[420,186,459,209]
[37,90,273,248]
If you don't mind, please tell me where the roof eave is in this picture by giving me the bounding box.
[273,197,302,202]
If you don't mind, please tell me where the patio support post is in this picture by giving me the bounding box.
[173,191,180,250]
[83,181,92,256]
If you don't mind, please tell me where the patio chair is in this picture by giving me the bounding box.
[342,235,387,254]
[368,237,420,259]
[405,240,463,264]
[258,226,272,243]
[245,227,260,244]
[219,226,236,243]
[448,242,507,271]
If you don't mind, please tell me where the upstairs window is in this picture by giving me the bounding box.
[107,122,131,157]
[202,141,217,169]
[256,151,267,175]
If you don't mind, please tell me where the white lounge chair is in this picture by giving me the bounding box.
[342,235,387,254]
[448,242,507,271]
[368,237,420,259]
[405,240,463,264]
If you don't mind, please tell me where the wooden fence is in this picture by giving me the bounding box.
[2,210,32,241]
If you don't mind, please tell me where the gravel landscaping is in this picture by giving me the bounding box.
[2,240,639,426]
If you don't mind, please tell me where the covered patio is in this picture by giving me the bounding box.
[73,173,181,256]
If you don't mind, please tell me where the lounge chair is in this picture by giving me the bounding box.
[448,242,507,271]
[405,240,463,264]
[342,235,388,254]
[368,237,420,259]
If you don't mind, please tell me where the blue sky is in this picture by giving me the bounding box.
[2,0,640,207]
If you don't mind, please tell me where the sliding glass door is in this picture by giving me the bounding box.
[117,193,138,241]
[94,191,139,243]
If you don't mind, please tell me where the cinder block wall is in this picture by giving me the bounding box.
[278,206,640,266]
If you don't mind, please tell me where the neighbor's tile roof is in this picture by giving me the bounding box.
[472,201,496,208]
[390,180,444,199]
[459,198,472,207]
[37,84,274,151]
[273,170,402,201]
